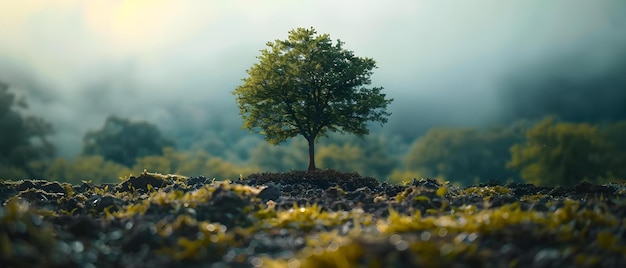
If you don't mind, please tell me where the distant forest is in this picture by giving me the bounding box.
[1,60,625,187]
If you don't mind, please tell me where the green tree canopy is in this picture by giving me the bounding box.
[0,82,55,178]
[82,115,175,167]
[404,123,527,185]
[234,27,392,171]
[508,117,610,186]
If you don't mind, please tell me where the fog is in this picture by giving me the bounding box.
[1,0,625,157]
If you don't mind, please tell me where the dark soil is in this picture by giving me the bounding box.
[1,169,625,267]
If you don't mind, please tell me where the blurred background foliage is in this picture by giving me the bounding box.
[1,82,625,186]
[402,122,529,185]
[82,115,175,167]
[508,117,626,186]
[0,82,55,179]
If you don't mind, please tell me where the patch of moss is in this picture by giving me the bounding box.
[0,198,62,267]
[463,185,512,198]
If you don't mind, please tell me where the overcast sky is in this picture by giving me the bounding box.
[1,0,625,157]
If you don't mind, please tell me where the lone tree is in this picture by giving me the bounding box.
[234,27,393,172]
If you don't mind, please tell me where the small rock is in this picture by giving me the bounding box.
[118,174,166,192]
[258,184,281,201]
[41,182,66,194]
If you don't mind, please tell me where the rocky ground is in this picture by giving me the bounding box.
[1,169,625,267]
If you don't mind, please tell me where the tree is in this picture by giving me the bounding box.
[403,122,527,185]
[0,82,55,178]
[508,117,610,186]
[82,116,175,167]
[233,27,393,171]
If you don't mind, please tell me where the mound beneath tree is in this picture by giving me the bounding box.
[1,170,625,267]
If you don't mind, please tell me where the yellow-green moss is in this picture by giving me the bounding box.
[463,185,512,200]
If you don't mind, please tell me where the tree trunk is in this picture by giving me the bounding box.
[307,137,316,172]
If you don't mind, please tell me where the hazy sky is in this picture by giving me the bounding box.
[1,0,625,157]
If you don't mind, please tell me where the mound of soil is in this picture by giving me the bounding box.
[1,170,625,267]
